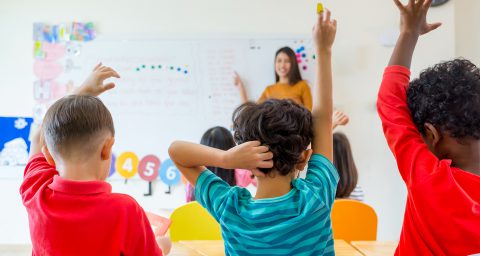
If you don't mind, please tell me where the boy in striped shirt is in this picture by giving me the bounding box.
[169,10,338,256]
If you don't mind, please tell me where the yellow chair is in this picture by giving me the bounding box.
[331,199,378,242]
[170,201,222,242]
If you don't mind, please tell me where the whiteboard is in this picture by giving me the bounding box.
[29,35,317,209]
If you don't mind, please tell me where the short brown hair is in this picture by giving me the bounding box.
[43,95,114,157]
[232,99,313,176]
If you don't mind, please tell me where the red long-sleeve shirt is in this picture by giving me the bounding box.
[377,65,480,256]
[20,154,163,256]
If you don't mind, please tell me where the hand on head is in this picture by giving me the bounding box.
[224,141,273,177]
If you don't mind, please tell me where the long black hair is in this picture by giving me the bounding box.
[274,47,303,86]
[333,132,359,198]
[200,126,237,186]
[189,126,237,201]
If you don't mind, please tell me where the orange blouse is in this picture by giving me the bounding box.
[258,80,312,111]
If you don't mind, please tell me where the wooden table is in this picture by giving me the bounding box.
[172,240,362,256]
[177,240,224,256]
[335,239,364,256]
[170,242,202,256]
[350,241,398,256]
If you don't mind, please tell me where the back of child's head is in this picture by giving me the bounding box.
[407,58,480,141]
[43,95,114,159]
[333,132,358,198]
[232,99,313,176]
[200,126,236,186]
[275,46,303,85]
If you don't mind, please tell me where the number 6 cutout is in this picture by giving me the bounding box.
[159,159,181,186]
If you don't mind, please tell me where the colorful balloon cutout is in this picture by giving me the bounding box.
[138,155,160,181]
[108,154,116,177]
[116,152,139,178]
[159,159,181,186]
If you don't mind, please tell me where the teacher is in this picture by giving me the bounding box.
[235,46,312,111]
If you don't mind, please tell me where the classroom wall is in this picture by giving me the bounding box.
[0,0,457,244]
[455,0,480,63]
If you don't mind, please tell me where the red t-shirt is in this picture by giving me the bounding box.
[20,154,163,256]
[378,65,480,256]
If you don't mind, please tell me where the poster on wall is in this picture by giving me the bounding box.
[0,117,34,166]
[32,22,96,124]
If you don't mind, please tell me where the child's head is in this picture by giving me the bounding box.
[232,99,313,177]
[200,126,236,186]
[333,132,358,198]
[42,95,115,179]
[274,47,303,85]
[407,59,480,158]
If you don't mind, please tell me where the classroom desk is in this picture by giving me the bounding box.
[350,241,398,256]
[178,240,224,256]
[170,242,203,256]
[0,243,200,256]
[335,239,364,256]
[174,239,362,256]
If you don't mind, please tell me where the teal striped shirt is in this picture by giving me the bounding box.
[195,154,339,256]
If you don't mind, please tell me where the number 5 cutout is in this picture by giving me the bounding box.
[139,155,160,181]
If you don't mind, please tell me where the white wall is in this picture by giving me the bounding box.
[0,0,457,244]
[455,0,480,63]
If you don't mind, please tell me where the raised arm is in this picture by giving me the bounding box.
[389,0,441,68]
[311,9,337,161]
[168,141,272,185]
[29,63,120,158]
[332,110,349,130]
[74,63,120,96]
[29,125,44,158]
[234,72,249,103]
[377,0,441,185]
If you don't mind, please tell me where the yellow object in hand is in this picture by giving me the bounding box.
[317,3,324,13]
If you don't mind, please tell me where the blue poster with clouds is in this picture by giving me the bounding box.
[0,117,34,166]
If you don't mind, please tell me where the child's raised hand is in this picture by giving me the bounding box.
[394,0,441,36]
[75,63,120,96]
[313,9,337,53]
[223,141,273,173]
[332,110,350,129]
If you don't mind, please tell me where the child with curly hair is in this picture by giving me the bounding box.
[377,0,480,254]
[169,9,338,255]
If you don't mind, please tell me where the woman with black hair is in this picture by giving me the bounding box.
[235,47,313,110]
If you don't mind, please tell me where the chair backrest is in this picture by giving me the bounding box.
[331,199,378,242]
[170,201,222,242]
